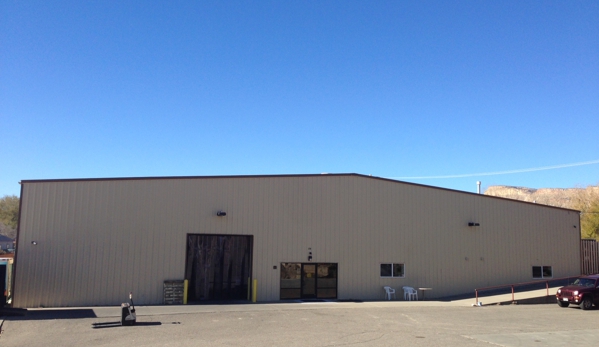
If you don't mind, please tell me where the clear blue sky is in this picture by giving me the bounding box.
[1,1,598,197]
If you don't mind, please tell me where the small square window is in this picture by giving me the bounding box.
[381,263,405,278]
[532,266,552,279]
[380,264,392,277]
[393,263,405,277]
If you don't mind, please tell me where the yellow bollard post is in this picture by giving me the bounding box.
[252,279,258,303]
[183,279,188,305]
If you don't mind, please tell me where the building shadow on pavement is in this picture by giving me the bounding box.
[1,308,96,320]
[91,321,163,329]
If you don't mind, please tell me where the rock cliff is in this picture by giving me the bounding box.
[484,186,585,209]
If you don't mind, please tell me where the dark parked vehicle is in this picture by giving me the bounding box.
[556,274,599,310]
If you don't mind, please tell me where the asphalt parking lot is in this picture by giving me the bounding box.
[1,301,598,347]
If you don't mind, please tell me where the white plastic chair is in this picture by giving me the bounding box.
[383,286,396,300]
[402,286,418,301]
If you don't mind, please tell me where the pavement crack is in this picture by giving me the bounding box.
[401,313,419,324]
[322,331,386,346]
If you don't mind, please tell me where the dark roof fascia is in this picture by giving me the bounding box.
[0,235,13,242]
[19,173,580,213]
[19,173,356,185]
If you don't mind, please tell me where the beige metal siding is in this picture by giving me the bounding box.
[14,175,580,307]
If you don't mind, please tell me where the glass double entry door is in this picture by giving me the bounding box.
[280,263,338,300]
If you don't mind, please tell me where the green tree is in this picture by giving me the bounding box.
[573,186,599,239]
[0,195,19,230]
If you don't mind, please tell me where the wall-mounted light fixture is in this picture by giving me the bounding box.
[31,241,38,245]
[468,222,480,227]
[217,211,227,217]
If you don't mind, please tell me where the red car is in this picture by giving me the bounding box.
[556,274,599,310]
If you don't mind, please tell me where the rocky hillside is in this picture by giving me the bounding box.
[484,186,587,209]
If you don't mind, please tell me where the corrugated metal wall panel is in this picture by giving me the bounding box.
[13,175,581,307]
[581,239,599,275]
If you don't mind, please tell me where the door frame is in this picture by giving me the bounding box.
[301,263,317,298]
[280,262,338,300]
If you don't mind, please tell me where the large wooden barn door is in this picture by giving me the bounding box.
[185,234,253,302]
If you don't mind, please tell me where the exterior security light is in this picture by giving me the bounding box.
[217,211,227,217]
[468,222,480,227]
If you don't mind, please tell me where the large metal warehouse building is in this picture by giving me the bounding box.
[13,174,580,308]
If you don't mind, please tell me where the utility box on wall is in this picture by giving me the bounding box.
[163,280,184,305]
